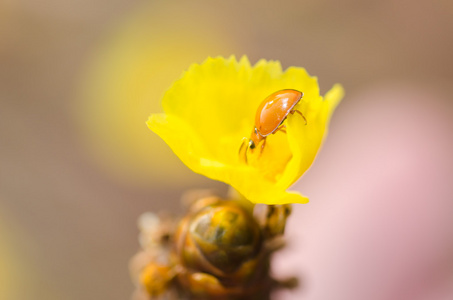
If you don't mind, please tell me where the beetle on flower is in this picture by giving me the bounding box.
[148,56,344,205]
[239,89,307,164]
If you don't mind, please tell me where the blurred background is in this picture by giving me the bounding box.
[1,0,452,299]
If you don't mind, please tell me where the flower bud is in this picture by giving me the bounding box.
[176,197,262,275]
[175,197,271,298]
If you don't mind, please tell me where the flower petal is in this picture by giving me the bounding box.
[276,84,345,190]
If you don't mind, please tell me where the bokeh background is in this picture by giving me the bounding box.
[1,0,452,299]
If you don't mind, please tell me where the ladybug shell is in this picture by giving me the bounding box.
[255,89,303,136]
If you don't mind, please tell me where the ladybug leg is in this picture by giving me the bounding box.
[273,125,287,134]
[239,137,262,164]
[238,137,250,164]
[251,139,266,159]
[291,109,307,125]
[260,138,267,153]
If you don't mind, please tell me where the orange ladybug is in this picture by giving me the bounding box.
[239,89,306,163]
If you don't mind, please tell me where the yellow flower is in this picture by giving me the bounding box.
[147,56,343,204]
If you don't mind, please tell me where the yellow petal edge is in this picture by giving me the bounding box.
[147,56,344,204]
